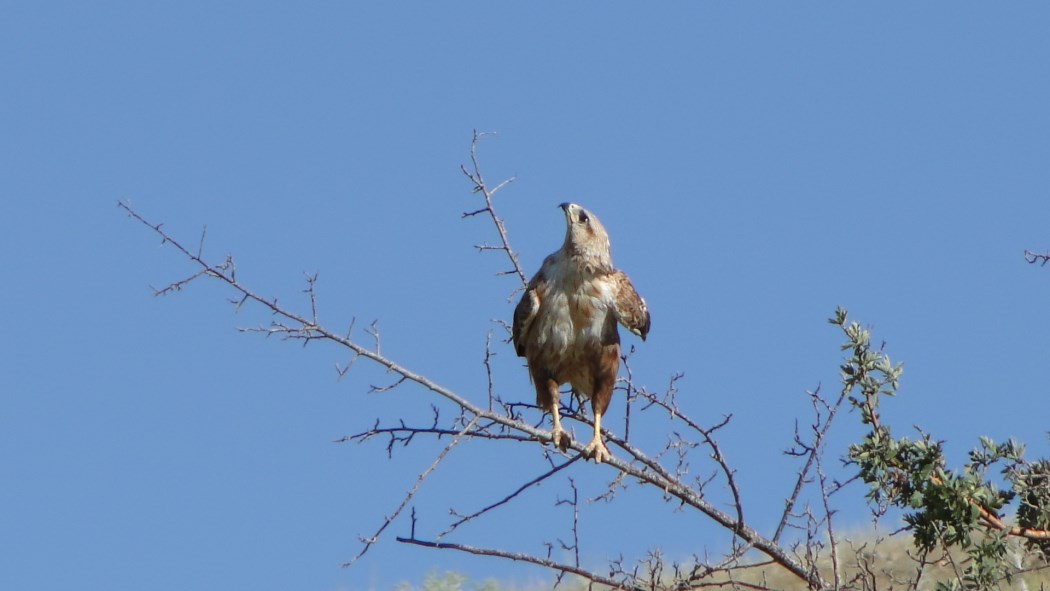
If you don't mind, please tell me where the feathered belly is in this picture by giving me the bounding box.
[531,290,616,396]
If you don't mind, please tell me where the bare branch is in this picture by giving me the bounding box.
[629,380,745,534]
[460,130,527,287]
[774,384,850,544]
[620,346,637,443]
[816,448,841,589]
[369,375,407,394]
[555,477,581,569]
[395,536,643,591]
[303,272,319,326]
[438,457,580,540]
[1024,249,1050,266]
[483,329,497,412]
[343,415,479,567]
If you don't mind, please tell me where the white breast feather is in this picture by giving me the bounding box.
[537,257,611,356]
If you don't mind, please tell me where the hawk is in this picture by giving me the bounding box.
[512,203,650,463]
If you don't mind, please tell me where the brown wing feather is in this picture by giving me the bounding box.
[609,270,650,341]
[512,268,546,357]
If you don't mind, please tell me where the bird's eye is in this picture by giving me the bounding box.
[578,211,589,224]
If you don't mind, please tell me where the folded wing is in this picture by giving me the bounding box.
[512,276,543,357]
[609,270,650,341]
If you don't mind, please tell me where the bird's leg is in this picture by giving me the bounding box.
[549,400,571,452]
[582,409,611,463]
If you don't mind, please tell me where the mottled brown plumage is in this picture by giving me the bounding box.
[512,203,650,463]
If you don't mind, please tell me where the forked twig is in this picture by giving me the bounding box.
[1024,249,1050,266]
[460,130,527,288]
[343,415,480,567]
[395,537,643,591]
[438,456,580,540]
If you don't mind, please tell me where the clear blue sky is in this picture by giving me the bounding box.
[3,3,1050,590]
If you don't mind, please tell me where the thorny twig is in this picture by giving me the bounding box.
[343,415,479,567]
[395,536,644,591]
[620,345,638,443]
[337,408,535,459]
[631,375,744,533]
[817,452,841,589]
[1024,249,1050,266]
[555,477,581,569]
[438,457,580,540]
[775,384,851,544]
[483,329,497,412]
[460,130,527,288]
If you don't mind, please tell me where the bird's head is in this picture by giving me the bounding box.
[559,202,612,268]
